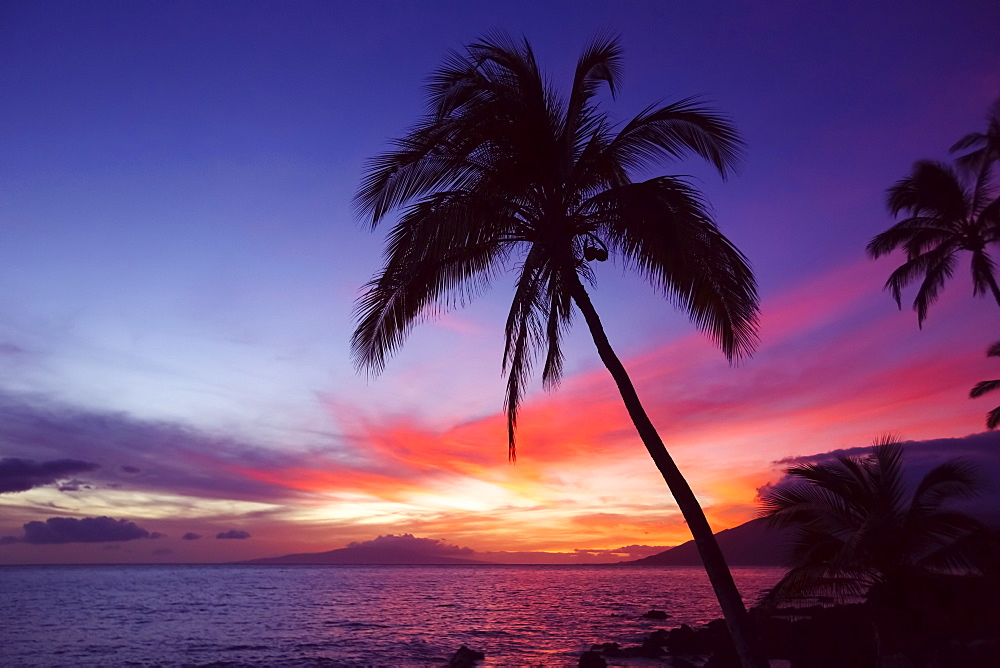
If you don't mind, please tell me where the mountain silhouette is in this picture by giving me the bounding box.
[627,518,791,567]
[240,545,491,565]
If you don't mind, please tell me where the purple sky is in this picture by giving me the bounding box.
[1,1,999,564]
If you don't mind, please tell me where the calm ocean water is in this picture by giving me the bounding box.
[0,564,782,667]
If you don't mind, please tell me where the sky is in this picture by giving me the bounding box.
[1,0,999,564]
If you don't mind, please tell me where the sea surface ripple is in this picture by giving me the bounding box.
[0,564,782,667]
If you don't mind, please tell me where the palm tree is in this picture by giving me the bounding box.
[760,436,983,602]
[970,339,1000,429]
[759,437,984,664]
[866,160,1000,326]
[352,33,764,667]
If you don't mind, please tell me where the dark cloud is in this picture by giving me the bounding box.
[149,532,166,539]
[216,529,251,539]
[120,465,141,474]
[0,458,100,493]
[0,343,25,355]
[348,533,473,556]
[769,431,1000,523]
[776,431,1000,469]
[181,532,202,540]
[1,516,154,544]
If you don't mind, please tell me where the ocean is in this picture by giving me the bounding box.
[0,564,783,667]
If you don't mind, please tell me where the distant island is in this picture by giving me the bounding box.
[241,544,491,565]
[239,520,791,567]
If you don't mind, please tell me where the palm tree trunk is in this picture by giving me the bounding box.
[568,274,767,668]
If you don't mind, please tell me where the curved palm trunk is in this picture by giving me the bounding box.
[568,275,766,668]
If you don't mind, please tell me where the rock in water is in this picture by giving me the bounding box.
[448,645,485,667]
[578,650,608,667]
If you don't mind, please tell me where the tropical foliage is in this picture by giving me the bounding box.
[970,339,1000,429]
[352,33,764,666]
[759,436,984,604]
[868,97,1000,326]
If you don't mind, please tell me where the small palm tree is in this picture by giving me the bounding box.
[970,339,1000,429]
[759,436,983,604]
[866,160,1000,326]
[352,33,764,666]
[870,97,1000,327]
[759,437,984,665]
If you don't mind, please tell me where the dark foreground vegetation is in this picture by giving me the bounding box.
[572,574,1000,668]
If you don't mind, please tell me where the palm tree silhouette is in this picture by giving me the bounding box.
[352,33,764,667]
[970,340,1000,429]
[760,436,983,602]
[760,437,984,664]
[866,159,1000,326]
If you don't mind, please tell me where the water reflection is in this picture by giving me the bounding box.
[1,564,782,666]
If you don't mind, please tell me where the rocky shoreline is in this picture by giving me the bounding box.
[572,579,1000,668]
[444,574,1000,667]
[576,604,878,668]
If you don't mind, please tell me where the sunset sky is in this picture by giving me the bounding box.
[2,1,999,564]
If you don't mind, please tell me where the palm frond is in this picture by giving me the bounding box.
[969,249,1000,298]
[950,96,1000,174]
[351,193,516,374]
[502,244,557,462]
[971,161,998,214]
[870,437,906,514]
[561,34,622,180]
[759,562,874,608]
[906,509,984,573]
[885,160,967,219]
[355,122,485,225]
[971,379,1000,397]
[540,270,574,391]
[586,177,758,360]
[606,98,745,179]
[971,340,1000,430]
[760,479,855,529]
[914,250,960,326]
[988,405,1000,430]
[880,246,956,324]
[980,195,1000,233]
[866,216,952,259]
[950,131,987,155]
[572,32,622,99]
[909,459,983,518]
[916,524,988,573]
